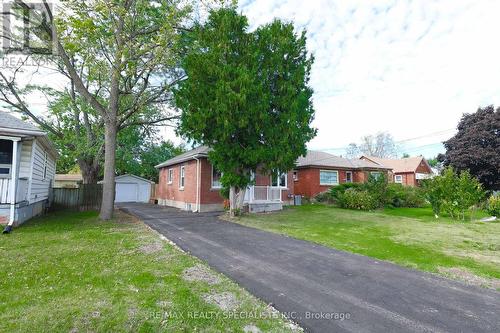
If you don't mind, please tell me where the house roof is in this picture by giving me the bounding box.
[0,111,58,158]
[296,150,391,170]
[0,111,45,136]
[361,155,429,173]
[55,174,83,182]
[98,174,155,184]
[155,146,211,169]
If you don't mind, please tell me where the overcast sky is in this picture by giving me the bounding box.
[4,0,499,159]
[233,0,500,157]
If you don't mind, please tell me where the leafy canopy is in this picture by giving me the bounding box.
[442,106,500,191]
[175,7,316,189]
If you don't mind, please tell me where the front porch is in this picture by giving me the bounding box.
[0,137,24,226]
[244,185,283,213]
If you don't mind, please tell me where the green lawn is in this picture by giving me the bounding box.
[0,211,295,333]
[231,205,500,290]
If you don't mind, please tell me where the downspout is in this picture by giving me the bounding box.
[193,157,200,212]
[3,139,19,234]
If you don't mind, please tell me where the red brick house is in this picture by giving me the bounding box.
[360,155,433,186]
[155,146,294,213]
[293,151,391,198]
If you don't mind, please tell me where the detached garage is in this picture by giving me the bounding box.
[104,174,153,203]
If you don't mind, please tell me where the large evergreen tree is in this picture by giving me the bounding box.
[442,106,499,191]
[175,7,316,214]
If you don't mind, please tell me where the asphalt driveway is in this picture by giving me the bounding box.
[119,203,500,333]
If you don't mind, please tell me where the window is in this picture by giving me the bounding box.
[370,172,382,180]
[320,170,338,185]
[0,140,13,164]
[0,165,11,178]
[271,172,287,188]
[212,165,222,188]
[346,171,353,183]
[394,175,403,184]
[167,169,173,184]
[293,171,298,181]
[179,166,185,189]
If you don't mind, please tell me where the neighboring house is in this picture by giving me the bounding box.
[155,146,294,213]
[293,150,391,198]
[98,174,154,203]
[0,111,57,228]
[54,173,83,188]
[360,155,433,186]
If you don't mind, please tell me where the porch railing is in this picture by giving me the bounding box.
[246,186,282,203]
[0,178,29,204]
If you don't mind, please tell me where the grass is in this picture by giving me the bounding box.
[231,205,500,289]
[0,211,295,333]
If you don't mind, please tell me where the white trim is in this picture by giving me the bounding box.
[270,171,288,189]
[211,164,222,189]
[0,135,21,141]
[319,169,339,186]
[9,140,19,224]
[179,165,185,189]
[167,168,173,184]
[394,174,403,184]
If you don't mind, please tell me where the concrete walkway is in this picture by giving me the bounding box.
[119,203,500,333]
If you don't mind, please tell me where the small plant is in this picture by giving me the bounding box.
[486,195,500,217]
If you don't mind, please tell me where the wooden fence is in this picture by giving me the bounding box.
[52,184,103,211]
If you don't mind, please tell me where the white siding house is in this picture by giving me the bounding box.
[0,111,57,230]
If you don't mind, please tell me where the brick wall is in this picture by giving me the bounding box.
[294,167,389,198]
[157,159,198,206]
[158,158,295,207]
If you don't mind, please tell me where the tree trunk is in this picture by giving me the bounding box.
[78,159,99,184]
[99,121,117,220]
[229,186,236,217]
[236,187,246,210]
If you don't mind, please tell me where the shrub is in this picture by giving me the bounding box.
[337,188,378,210]
[486,195,500,217]
[329,182,363,201]
[314,191,333,203]
[421,167,485,220]
[364,173,389,208]
[386,184,426,208]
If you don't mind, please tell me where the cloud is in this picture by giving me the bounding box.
[240,0,500,156]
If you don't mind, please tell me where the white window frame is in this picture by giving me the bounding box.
[270,172,287,189]
[211,165,222,189]
[394,174,403,184]
[179,165,185,189]
[345,171,353,183]
[320,170,339,186]
[370,171,382,180]
[167,168,173,184]
[0,164,11,178]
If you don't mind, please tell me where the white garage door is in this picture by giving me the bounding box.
[115,183,139,202]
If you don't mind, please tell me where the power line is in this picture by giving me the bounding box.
[318,128,455,152]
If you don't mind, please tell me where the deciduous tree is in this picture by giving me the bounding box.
[442,106,500,191]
